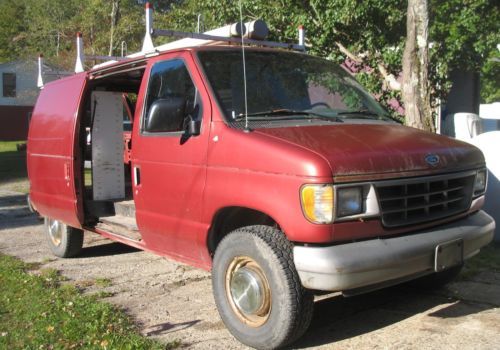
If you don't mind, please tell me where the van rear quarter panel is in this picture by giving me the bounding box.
[27,73,87,228]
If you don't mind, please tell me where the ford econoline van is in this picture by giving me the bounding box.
[27,6,495,349]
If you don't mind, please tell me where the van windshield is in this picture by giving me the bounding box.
[197,49,392,127]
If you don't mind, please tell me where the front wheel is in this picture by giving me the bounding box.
[44,218,84,258]
[212,226,313,349]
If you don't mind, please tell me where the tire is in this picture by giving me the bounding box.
[212,225,314,349]
[409,265,463,290]
[44,217,84,258]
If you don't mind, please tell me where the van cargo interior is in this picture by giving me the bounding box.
[80,65,145,241]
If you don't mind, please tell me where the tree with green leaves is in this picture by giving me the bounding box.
[163,0,498,130]
[0,0,28,61]
[162,0,408,118]
[481,50,500,103]
[0,0,497,130]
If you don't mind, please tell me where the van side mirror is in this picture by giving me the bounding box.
[181,103,201,137]
[187,118,201,136]
[145,97,186,132]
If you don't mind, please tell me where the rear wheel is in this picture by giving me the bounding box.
[44,218,84,258]
[212,225,313,349]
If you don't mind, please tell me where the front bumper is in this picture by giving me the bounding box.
[293,210,495,292]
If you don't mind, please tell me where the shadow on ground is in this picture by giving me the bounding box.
[293,284,493,348]
[79,241,140,258]
[0,150,27,183]
[0,210,41,230]
[0,194,40,230]
[0,194,27,208]
[144,320,201,336]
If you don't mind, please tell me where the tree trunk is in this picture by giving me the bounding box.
[402,0,434,132]
[108,0,120,56]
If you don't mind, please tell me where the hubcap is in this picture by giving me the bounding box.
[231,267,264,315]
[47,219,63,246]
[226,256,271,327]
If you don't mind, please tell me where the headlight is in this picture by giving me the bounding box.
[473,169,487,196]
[300,184,334,223]
[337,187,363,217]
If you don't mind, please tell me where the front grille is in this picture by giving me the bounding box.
[375,172,475,228]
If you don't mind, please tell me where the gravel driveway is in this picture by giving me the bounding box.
[1,190,499,349]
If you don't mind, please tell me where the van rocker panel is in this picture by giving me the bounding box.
[293,210,495,292]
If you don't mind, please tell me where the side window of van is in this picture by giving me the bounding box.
[143,59,200,133]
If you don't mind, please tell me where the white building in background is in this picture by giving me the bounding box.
[0,59,66,140]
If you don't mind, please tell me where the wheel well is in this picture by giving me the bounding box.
[207,207,278,257]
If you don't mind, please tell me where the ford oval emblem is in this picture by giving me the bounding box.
[425,154,440,166]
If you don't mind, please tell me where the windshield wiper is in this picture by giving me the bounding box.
[337,110,402,123]
[336,110,381,118]
[233,109,343,123]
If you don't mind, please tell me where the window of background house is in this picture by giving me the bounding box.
[2,73,16,97]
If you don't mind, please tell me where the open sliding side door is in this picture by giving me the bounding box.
[27,73,88,228]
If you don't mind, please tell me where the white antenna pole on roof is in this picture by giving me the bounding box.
[197,14,202,33]
[142,2,155,52]
[37,54,44,88]
[121,41,127,57]
[298,25,305,48]
[75,32,85,73]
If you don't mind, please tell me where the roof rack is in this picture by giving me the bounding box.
[98,2,307,68]
[38,1,307,85]
[152,28,305,51]
[74,32,128,73]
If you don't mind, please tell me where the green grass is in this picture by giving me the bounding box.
[0,141,24,153]
[0,141,29,193]
[93,291,115,299]
[94,277,112,288]
[84,168,92,187]
[460,242,500,280]
[0,254,178,350]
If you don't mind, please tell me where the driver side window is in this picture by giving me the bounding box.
[143,59,200,133]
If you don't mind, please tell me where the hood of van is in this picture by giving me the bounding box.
[255,124,485,178]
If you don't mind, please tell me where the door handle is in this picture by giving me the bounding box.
[64,162,70,181]
[134,166,141,186]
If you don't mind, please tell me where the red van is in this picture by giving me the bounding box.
[27,14,495,350]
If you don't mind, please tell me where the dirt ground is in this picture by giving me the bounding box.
[1,189,499,349]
